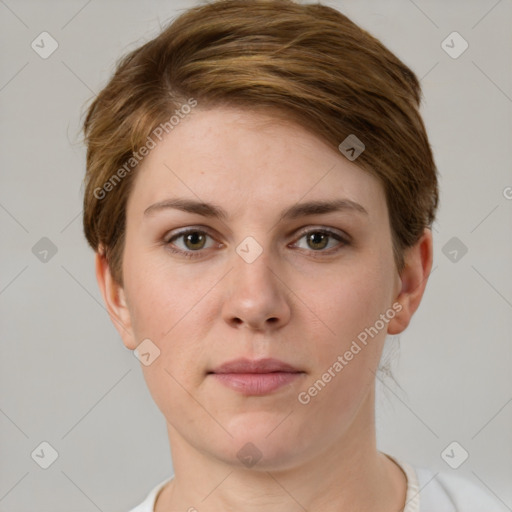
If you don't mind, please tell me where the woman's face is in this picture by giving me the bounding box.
[104,106,412,469]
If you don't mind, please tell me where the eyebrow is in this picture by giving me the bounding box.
[143,197,368,221]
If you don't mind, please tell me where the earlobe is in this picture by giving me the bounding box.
[387,228,434,335]
[95,250,138,350]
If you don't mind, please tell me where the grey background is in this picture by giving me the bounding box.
[1,0,511,510]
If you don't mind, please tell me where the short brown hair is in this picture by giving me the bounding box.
[82,0,438,287]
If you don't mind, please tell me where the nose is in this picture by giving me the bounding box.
[221,243,292,332]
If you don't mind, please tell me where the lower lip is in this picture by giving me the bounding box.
[210,372,304,395]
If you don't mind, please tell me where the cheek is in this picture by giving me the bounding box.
[296,275,389,420]
[317,264,392,338]
[303,258,394,398]
[123,252,215,374]
[124,250,185,337]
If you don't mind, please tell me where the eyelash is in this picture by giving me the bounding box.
[163,227,350,259]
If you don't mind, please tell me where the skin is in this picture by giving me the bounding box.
[96,106,433,511]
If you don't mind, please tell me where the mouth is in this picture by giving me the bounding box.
[207,357,305,396]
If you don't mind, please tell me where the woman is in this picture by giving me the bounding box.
[81,0,507,510]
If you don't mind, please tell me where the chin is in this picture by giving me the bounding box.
[217,418,308,470]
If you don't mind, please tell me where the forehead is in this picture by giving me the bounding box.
[126,107,386,222]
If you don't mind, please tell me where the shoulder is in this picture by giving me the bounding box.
[415,466,509,512]
[125,477,171,512]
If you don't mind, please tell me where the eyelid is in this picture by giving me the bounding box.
[292,225,351,243]
[165,226,217,241]
[163,225,350,258]
[164,225,349,243]
[164,226,221,248]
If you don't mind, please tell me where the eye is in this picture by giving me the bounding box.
[163,226,350,259]
[165,229,219,258]
[292,228,349,254]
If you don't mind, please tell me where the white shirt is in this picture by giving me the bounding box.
[127,454,509,511]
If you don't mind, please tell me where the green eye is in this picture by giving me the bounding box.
[165,229,216,258]
[293,229,349,254]
[164,227,349,259]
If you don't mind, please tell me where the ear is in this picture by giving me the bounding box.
[95,249,138,350]
[387,228,434,335]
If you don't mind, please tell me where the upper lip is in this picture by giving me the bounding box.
[209,357,302,374]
